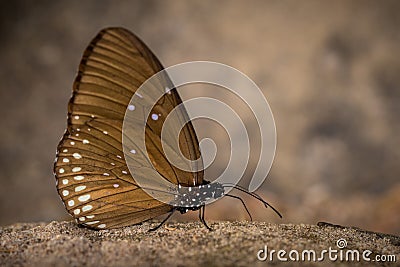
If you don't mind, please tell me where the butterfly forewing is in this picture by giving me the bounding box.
[54,28,203,229]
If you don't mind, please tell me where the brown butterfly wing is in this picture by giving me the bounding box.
[54,28,203,229]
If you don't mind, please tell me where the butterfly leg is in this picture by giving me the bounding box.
[148,209,175,232]
[199,205,213,231]
[225,194,253,221]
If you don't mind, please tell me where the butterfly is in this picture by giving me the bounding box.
[54,27,281,231]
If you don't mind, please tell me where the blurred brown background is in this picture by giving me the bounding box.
[0,0,399,235]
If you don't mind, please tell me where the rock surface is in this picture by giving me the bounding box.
[1,221,399,266]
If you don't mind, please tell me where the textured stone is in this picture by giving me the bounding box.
[1,221,398,266]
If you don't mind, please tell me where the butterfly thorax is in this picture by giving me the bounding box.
[171,182,225,214]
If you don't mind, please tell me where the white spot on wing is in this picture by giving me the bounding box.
[63,149,68,153]
[63,158,69,163]
[73,153,82,159]
[74,115,79,120]
[70,141,75,145]
[78,194,90,202]
[62,179,68,185]
[72,167,81,172]
[82,205,93,212]
[103,131,108,135]
[74,209,80,215]
[98,224,106,229]
[151,114,159,120]
[62,190,69,196]
[75,185,86,192]
[68,200,75,207]
[86,215,95,219]
[103,173,110,176]
[59,168,65,174]
[113,184,119,188]
[130,149,136,154]
[82,139,89,144]
[74,175,84,181]
[122,171,127,174]
[128,104,135,111]
[85,220,99,225]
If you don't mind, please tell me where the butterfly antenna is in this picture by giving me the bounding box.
[222,184,282,218]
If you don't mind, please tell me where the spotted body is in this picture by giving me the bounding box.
[171,182,225,214]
